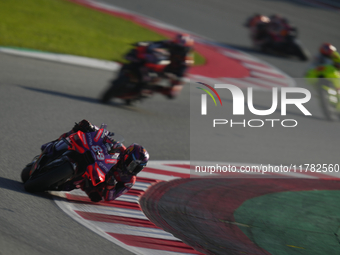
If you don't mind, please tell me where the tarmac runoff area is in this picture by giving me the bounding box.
[140,178,340,255]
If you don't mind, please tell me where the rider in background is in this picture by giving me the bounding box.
[310,43,340,69]
[125,33,194,90]
[147,33,195,84]
[42,119,149,202]
[267,14,293,42]
[245,14,295,49]
[305,43,340,89]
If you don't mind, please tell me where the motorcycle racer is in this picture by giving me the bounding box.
[124,33,194,92]
[41,120,149,202]
[245,13,309,60]
[305,43,340,84]
[304,44,340,120]
[147,33,194,81]
[267,14,292,38]
[245,14,296,49]
[310,43,340,69]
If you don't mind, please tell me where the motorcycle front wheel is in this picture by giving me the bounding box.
[290,40,310,61]
[21,163,34,184]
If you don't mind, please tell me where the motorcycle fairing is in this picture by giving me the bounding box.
[68,129,118,186]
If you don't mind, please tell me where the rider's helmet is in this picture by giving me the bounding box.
[248,14,270,27]
[173,34,194,48]
[122,143,149,175]
[320,43,337,57]
[319,43,340,69]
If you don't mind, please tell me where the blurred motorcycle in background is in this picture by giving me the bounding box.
[245,14,310,61]
[101,35,194,105]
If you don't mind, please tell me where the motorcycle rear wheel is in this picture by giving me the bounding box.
[24,160,74,192]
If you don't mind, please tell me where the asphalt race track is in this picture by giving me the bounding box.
[101,0,340,78]
[0,0,339,254]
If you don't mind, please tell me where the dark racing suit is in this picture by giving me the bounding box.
[124,40,192,90]
[146,40,192,79]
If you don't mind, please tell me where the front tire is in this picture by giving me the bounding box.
[24,159,74,192]
[21,162,34,183]
[295,45,310,61]
[290,40,310,61]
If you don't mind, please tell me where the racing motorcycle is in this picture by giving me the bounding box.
[245,18,310,61]
[21,124,121,194]
[305,64,340,121]
[100,43,189,105]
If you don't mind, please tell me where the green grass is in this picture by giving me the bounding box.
[0,0,205,65]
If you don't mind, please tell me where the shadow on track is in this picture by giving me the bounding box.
[219,42,304,62]
[0,176,52,200]
[16,84,140,112]
[219,43,264,55]
[0,175,83,203]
